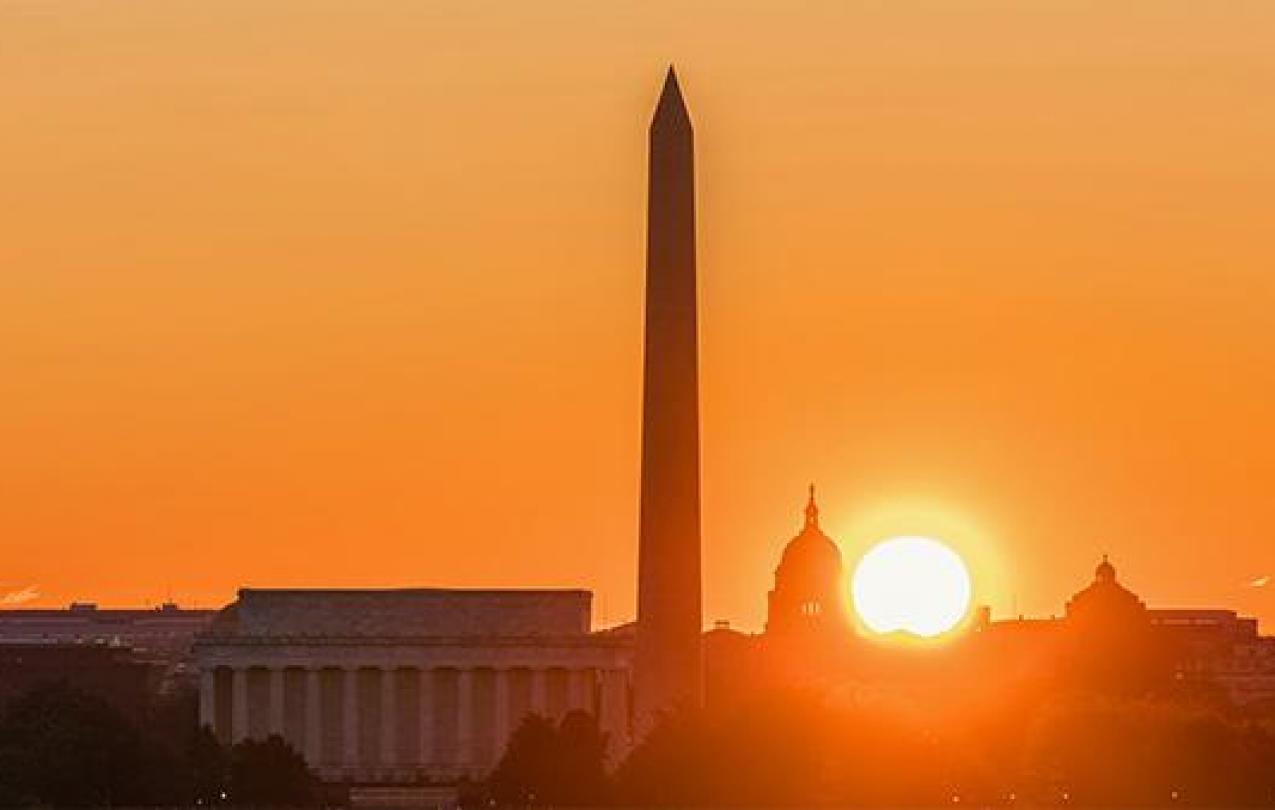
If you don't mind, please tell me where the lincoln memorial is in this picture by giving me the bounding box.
[194,589,633,783]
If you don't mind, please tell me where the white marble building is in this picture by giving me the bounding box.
[195,589,633,783]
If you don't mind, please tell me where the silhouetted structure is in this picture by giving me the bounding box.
[701,622,757,710]
[1065,555,1147,628]
[1150,608,1275,703]
[959,557,1275,702]
[766,486,850,640]
[762,487,853,683]
[634,67,703,729]
[1056,556,1165,694]
[194,589,630,784]
[0,601,214,694]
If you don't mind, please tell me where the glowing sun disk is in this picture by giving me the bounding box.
[851,536,972,638]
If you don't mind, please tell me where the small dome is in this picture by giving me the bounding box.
[1065,554,1146,623]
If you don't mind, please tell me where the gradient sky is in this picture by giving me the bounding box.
[3,0,1273,631]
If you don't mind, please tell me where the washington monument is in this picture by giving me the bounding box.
[633,67,704,727]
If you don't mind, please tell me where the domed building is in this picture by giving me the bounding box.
[1065,555,1149,631]
[766,486,851,639]
[1060,555,1165,694]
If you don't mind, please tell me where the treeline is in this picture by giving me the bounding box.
[8,680,1275,806]
[0,683,316,807]
[489,689,1275,807]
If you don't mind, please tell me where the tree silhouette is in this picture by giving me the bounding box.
[609,685,1275,807]
[1025,695,1275,806]
[228,734,319,806]
[0,682,151,806]
[190,724,229,806]
[0,682,322,806]
[489,711,609,806]
[555,710,609,804]
[614,688,949,806]
[490,714,557,805]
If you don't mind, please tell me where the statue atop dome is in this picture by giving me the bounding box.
[1095,553,1117,583]
[804,483,820,529]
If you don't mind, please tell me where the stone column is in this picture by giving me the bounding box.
[342,667,359,771]
[305,668,322,768]
[381,668,397,767]
[231,668,249,742]
[600,669,629,762]
[567,668,589,712]
[457,668,474,772]
[268,668,286,737]
[493,668,511,766]
[418,667,434,766]
[198,669,216,732]
[530,668,548,716]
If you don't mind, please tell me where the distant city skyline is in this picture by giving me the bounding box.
[3,2,1274,631]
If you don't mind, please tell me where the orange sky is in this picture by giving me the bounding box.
[2,0,1273,631]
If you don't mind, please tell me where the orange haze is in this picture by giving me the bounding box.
[2,1,1273,630]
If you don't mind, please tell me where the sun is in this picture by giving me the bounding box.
[851,536,972,638]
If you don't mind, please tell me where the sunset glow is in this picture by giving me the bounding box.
[851,537,972,638]
[2,2,1274,632]
[4,4,1275,804]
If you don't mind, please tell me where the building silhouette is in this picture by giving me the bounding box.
[760,487,854,683]
[1065,555,1148,628]
[0,601,214,696]
[194,589,630,784]
[765,486,850,640]
[692,492,1275,710]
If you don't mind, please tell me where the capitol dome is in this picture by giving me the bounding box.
[766,486,850,636]
[774,488,844,590]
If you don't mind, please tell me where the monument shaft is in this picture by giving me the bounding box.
[634,69,703,727]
